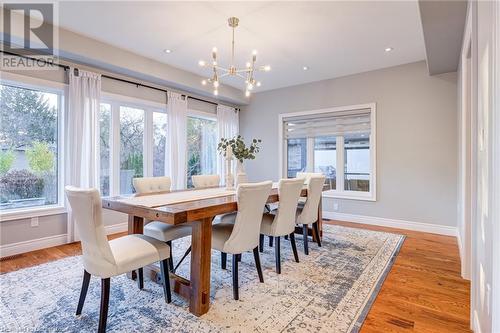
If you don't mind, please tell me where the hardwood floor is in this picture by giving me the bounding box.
[0,220,471,332]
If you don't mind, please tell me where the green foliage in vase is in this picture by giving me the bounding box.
[0,150,15,174]
[217,135,262,163]
[26,141,55,174]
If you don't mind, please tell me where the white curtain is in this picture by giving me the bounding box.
[217,104,239,184]
[65,69,101,241]
[165,92,188,189]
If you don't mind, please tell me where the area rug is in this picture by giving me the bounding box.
[0,225,404,333]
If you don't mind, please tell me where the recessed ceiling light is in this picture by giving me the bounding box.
[303,66,309,71]
[164,49,172,54]
[384,47,393,52]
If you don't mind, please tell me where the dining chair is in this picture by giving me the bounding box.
[65,186,171,333]
[211,181,272,300]
[295,172,324,185]
[259,178,304,274]
[133,177,192,272]
[296,175,326,255]
[191,174,220,188]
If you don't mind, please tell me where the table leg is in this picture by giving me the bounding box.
[128,215,144,235]
[189,217,212,316]
[127,215,144,280]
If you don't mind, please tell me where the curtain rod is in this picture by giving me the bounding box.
[0,50,225,107]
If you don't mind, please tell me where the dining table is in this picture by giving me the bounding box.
[101,184,322,317]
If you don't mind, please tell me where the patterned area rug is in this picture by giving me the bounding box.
[0,225,404,333]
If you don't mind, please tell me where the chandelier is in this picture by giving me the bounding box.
[198,17,271,97]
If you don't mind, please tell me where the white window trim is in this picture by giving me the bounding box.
[0,72,67,221]
[278,103,377,201]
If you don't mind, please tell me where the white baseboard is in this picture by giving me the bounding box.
[323,211,458,237]
[0,222,128,258]
[0,234,67,258]
[104,222,128,235]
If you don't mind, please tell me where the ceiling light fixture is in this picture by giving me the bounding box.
[303,66,309,71]
[198,17,271,97]
[384,47,393,52]
[164,49,172,54]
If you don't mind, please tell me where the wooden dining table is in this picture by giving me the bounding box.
[102,185,322,317]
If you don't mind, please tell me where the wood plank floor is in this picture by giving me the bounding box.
[0,220,471,332]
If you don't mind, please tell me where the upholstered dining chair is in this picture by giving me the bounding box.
[211,181,272,300]
[133,176,192,272]
[191,174,220,188]
[65,186,171,333]
[296,175,326,255]
[259,178,304,274]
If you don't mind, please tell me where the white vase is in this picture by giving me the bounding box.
[235,160,248,187]
[225,157,234,190]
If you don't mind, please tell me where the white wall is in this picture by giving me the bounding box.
[240,61,458,233]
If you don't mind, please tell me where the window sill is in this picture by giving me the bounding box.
[0,205,66,222]
[322,190,376,202]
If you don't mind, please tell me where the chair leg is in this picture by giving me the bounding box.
[76,270,91,316]
[232,254,240,300]
[303,224,309,255]
[252,247,264,283]
[275,236,281,274]
[137,268,144,290]
[259,234,264,253]
[98,278,110,333]
[269,236,273,247]
[172,245,191,273]
[159,259,172,303]
[313,222,322,247]
[166,241,174,271]
[221,252,227,269]
[290,232,300,263]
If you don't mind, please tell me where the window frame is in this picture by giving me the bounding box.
[100,92,167,196]
[0,72,66,221]
[278,103,377,201]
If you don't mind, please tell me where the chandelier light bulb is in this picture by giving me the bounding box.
[213,80,219,88]
[256,81,261,87]
[245,90,250,97]
[247,83,254,90]
[263,65,271,71]
[213,89,218,96]
[198,60,206,67]
[252,50,258,55]
[246,62,251,68]
[201,79,207,85]
[212,47,218,53]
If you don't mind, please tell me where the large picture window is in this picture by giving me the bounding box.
[281,103,376,200]
[186,115,217,188]
[0,82,62,211]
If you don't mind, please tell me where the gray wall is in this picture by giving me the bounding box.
[240,61,458,227]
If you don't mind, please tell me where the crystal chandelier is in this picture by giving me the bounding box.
[198,17,271,97]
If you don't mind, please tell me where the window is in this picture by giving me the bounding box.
[99,103,111,196]
[153,112,167,177]
[119,106,144,194]
[281,103,376,200]
[314,136,336,190]
[98,96,167,196]
[186,115,217,188]
[0,82,62,211]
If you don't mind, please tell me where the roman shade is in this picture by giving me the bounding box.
[283,108,371,139]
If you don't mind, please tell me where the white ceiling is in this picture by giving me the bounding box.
[56,1,426,92]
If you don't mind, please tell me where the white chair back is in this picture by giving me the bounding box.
[65,186,116,275]
[133,176,171,194]
[192,174,220,189]
[270,178,304,235]
[223,181,272,253]
[297,176,325,225]
[296,172,324,185]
